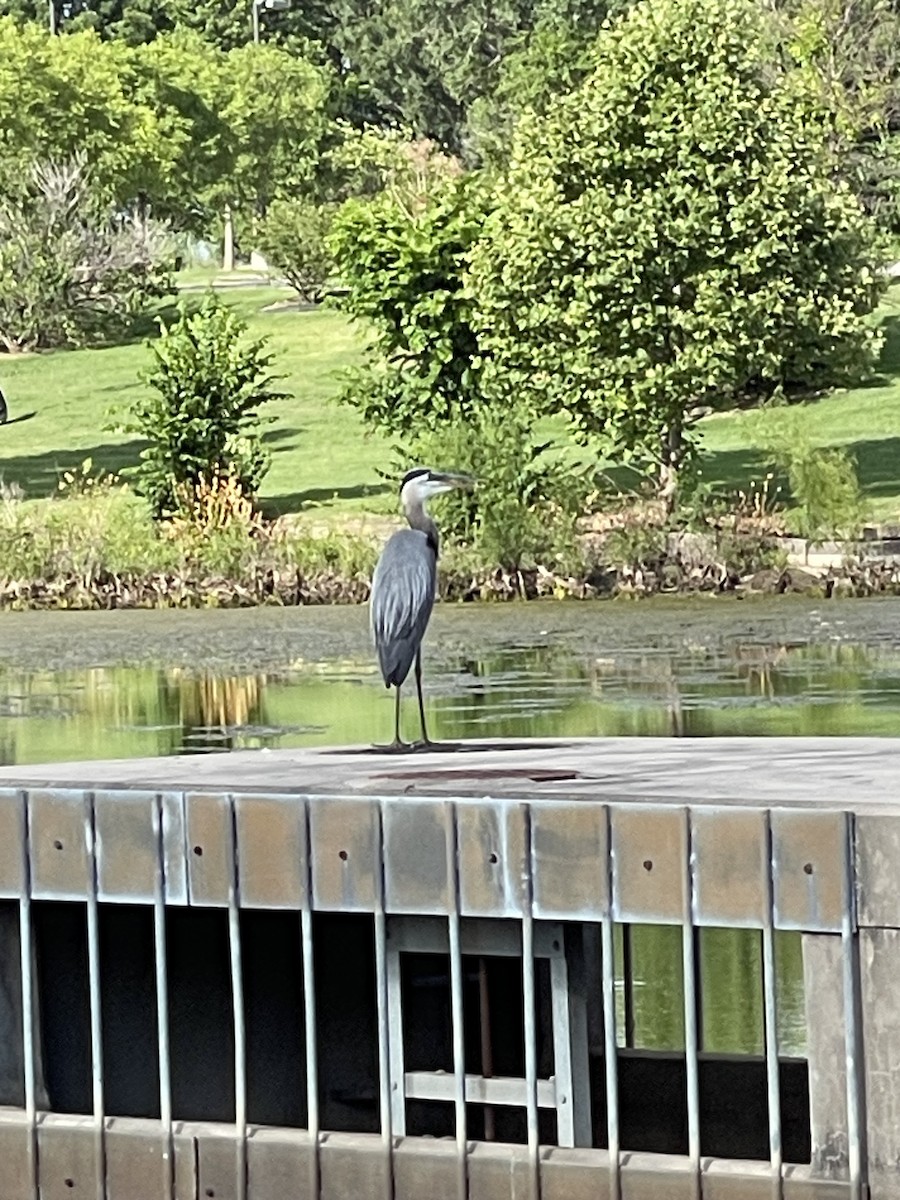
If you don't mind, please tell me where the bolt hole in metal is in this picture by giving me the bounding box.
[53,839,63,851]
[803,862,814,875]
[193,845,203,857]
[339,849,348,861]
[643,859,653,872]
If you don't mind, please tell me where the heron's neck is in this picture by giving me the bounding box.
[404,498,440,556]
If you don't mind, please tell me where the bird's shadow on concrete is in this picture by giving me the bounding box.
[330,740,568,757]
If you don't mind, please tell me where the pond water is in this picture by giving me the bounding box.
[1,594,899,1062]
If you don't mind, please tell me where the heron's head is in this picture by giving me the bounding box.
[399,467,474,509]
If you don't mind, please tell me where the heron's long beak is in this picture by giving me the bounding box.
[433,471,476,491]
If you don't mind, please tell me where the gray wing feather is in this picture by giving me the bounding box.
[369,529,437,687]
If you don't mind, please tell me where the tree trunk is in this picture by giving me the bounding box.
[223,205,235,272]
[658,421,683,516]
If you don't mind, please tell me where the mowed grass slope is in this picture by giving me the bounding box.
[0,282,899,525]
[700,285,900,523]
[0,287,392,523]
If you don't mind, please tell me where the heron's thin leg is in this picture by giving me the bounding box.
[393,685,403,748]
[414,649,431,746]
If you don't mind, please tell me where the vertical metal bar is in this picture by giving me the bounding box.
[601,805,620,1200]
[682,809,700,1200]
[621,925,635,1050]
[522,805,540,1200]
[84,792,105,1200]
[386,934,406,1137]
[762,813,783,1199]
[478,958,495,1140]
[549,951,575,1147]
[447,803,468,1200]
[152,794,174,1200]
[842,813,864,1200]
[693,927,704,1056]
[301,796,319,1198]
[18,790,38,1200]
[227,796,247,1200]
[374,803,394,1198]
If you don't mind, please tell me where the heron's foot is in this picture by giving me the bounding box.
[371,739,414,754]
[411,738,460,753]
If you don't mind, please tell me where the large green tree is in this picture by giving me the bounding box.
[327,0,613,153]
[0,21,332,230]
[0,0,332,47]
[470,0,884,504]
[0,18,170,202]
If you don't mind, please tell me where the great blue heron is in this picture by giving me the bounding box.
[370,467,472,749]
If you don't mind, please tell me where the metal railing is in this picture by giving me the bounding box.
[0,784,878,1199]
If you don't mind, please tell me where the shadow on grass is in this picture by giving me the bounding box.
[850,436,900,499]
[262,481,391,517]
[0,439,147,497]
[854,306,900,388]
[89,286,271,351]
[702,437,900,505]
[0,427,304,500]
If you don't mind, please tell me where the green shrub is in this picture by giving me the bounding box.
[120,296,286,519]
[761,418,867,541]
[257,198,336,303]
[471,0,884,507]
[329,174,487,434]
[0,158,173,352]
[405,407,588,571]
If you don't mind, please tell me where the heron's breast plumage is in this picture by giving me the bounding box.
[369,529,437,688]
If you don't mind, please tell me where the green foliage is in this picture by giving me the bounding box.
[405,408,587,570]
[330,173,485,434]
[257,199,335,302]
[0,158,173,352]
[325,0,530,152]
[0,20,333,231]
[214,42,332,214]
[325,0,615,154]
[0,17,170,204]
[760,416,868,540]
[466,17,600,164]
[0,483,170,584]
[121,296,287,518]
[471,0,885,503]
[778,0,900,229]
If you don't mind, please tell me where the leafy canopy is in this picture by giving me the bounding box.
[470,0,884,496]
[329,164,484,435]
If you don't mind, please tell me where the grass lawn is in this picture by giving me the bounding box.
[1,280,899,527]
[700,285,900,524]
[0,286,392,525]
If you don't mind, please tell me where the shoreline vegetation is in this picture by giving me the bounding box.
[1,483,898,611]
